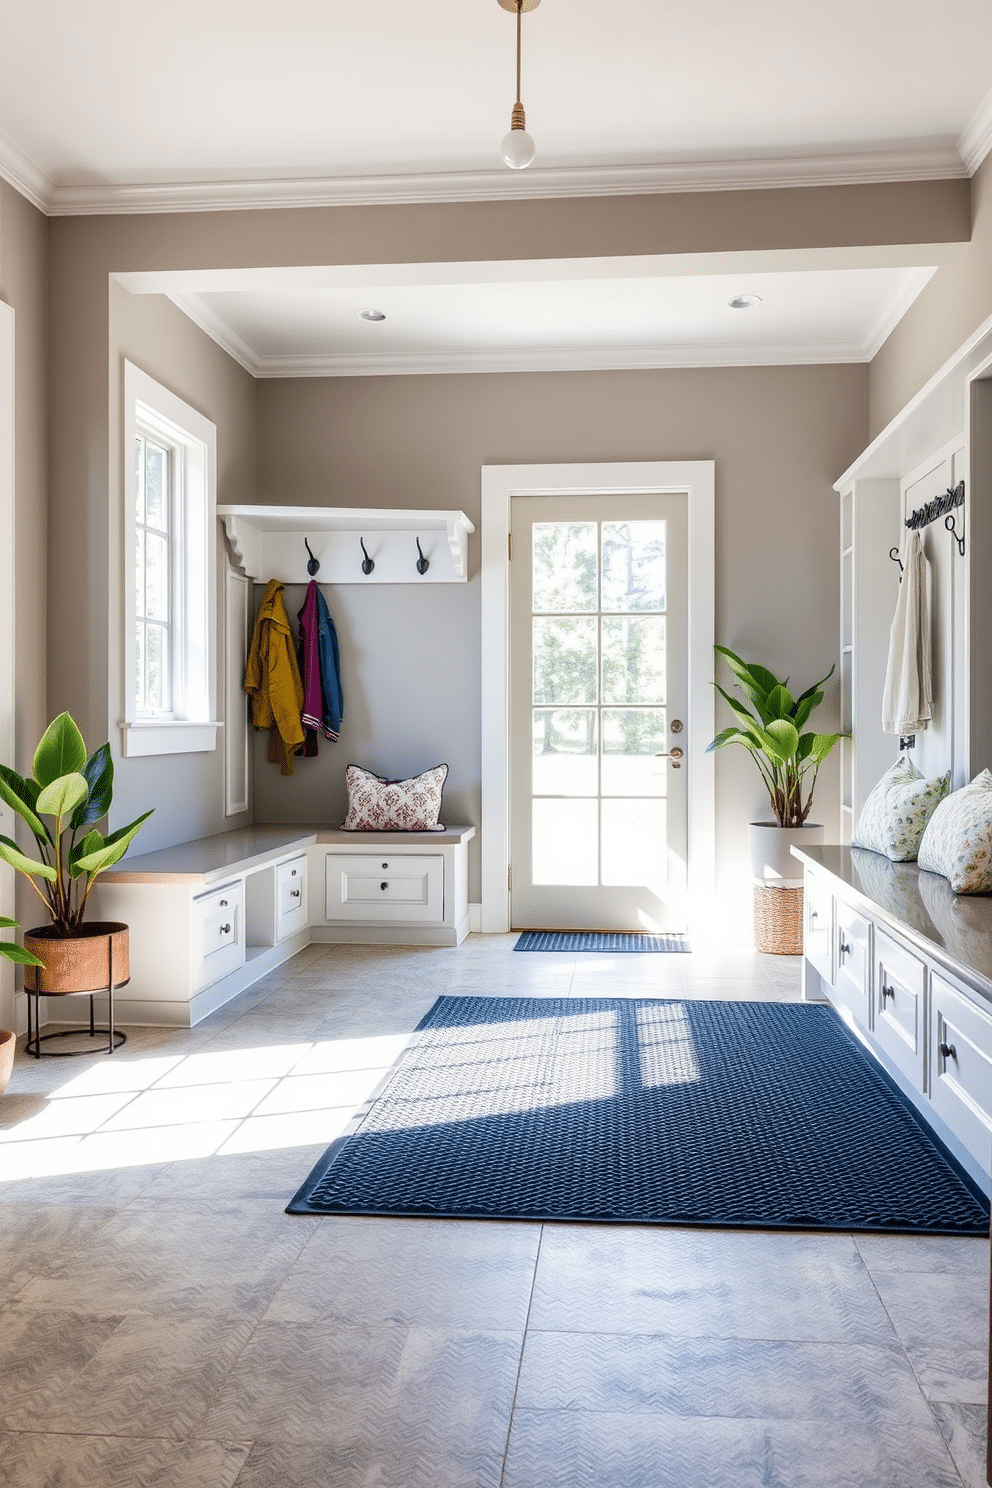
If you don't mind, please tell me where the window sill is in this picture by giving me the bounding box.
[120,720,223,758]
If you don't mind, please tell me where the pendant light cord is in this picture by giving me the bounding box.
[515,0,523,106]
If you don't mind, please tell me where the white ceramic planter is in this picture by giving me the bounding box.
[748,822,824,890]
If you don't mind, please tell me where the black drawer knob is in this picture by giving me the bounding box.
[291,889,301,899]
[880,983,894,1001]
[381,862,389,869]
[838,938,851,958]
[939,1042,957,1060]
[220,923,231,935]
[380,881,388,891]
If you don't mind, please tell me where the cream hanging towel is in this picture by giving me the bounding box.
[881,530,933,735]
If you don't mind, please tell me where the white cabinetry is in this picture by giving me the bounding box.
[796,844,992,1192]
[837,478,900,843]
[87,824,476,1026]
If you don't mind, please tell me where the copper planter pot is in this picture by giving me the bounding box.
[22,922,130,994]
[0,1028,14,1095]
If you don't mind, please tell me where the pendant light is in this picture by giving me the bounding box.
[498,0,540,170]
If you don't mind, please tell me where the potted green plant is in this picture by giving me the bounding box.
[0,712,152,1005]
[708,645,844,889]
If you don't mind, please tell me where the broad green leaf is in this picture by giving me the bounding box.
[760,719,800,764]
[69,829,104,879]
[796,732,815,761]
[715,646,782,702]
[33,713,87,788]
[794,666,834,706]
[707,726,753,752]
[0,941,45,967]
[765,684,794,720]
[36,772,89,820]
[714,684,762,729]
[0,915,17,929]
[74,810,153,875]
[792,695,816,731]
[71,743,114,830]
[0,765,49,841]
[808,732,843,763]
[0,834,58,881]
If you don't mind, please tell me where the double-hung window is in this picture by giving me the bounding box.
[122,362,219,756]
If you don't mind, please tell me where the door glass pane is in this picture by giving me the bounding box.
[601,709,668,796]
[532,522,598,613]
[602,520,667,612]
[144,533,169,621]
[533,799,598,885]
[533,617,597,704]
[601,798,667,890]
[602,616,667,704]
[533,709,597,795]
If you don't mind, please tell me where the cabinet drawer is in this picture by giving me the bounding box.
[193,879,245,990]
[804,871,833,985]
[325,853,443,923]
[276,855,308,940]
[929,973,992,1176]
[874,927,926,1087]
[833,900,871,1029]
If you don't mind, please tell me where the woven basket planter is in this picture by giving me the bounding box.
[754,885,804,956]
[21,922,130,995]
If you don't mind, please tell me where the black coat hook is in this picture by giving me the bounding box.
[416,537,430,575]
[889,546,904,581]
[945,510,966,557]
[304,537,320,576]
[360,538,375,575]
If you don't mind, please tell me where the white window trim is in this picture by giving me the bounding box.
[122,361,220,756]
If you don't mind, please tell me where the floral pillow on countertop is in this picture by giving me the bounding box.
[851,756,950,861]
[342,763,448,832]
[918,769,992,893]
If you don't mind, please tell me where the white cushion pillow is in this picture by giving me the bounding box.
[851,756,950,861]
[342,763,447,832]
[918,769,992,893]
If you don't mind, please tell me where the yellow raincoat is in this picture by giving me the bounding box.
[244,579,306,776]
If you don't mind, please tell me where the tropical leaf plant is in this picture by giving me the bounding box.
[707,645,844,828]
[0,713,152,937]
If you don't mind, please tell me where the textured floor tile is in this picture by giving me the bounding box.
[529,1226,899,1343]
[219,1108,355,1156]
[140,1145,330,1202]
[18,1202,312,1319]
[150,1044,313,1087]
[213,1325,518,1484]
[0,1161,172,1206]
[266,1216,539,1328]
[932,1402,990,1488]
[856,1234,990,1277]
[503,1409,965,1488]
[0,1203,119,1302]
[0,1430,252,1488]
[252,1068,389,1116]
[869,1268,990,1402]
[287,1033,411,1075]
[98,1077,278,1130]
[197,1318,408,1443]
[0,1308,124,1426]
[9,1314,256,1438]
[517,1333,931,1424]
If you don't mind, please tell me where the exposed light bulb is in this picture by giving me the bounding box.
[501,128,536,169]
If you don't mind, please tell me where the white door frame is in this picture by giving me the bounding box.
[481,461,715,936]
[0,302,15,1030]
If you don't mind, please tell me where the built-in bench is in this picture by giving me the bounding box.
[794,843,992,1193]
[79,824,475,1027]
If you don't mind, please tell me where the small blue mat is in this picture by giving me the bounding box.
[514,931,690,952]
[287,996,990,1234]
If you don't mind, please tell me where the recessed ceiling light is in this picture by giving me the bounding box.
[728,294,762,310]
[356,308,386,322]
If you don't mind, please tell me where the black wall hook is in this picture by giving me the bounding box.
[304,537,320,576]
[416,537,430,575]
[945,509,966,557]
[360,538,375,575]
[889,546,904,581]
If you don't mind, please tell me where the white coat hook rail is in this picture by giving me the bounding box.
[905,480,965,557]
[217,506,474,583]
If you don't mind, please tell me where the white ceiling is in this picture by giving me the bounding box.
[5,2,991,372]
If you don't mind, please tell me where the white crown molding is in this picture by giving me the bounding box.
[959,84,992,175]
[247,340,872,379]
[45,144,967,217]
[861,266,938,359]
[0,130,53,214]
[166,293,260,376]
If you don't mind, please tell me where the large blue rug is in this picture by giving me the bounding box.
[287,996,990,1234]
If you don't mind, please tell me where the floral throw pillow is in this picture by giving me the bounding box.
[918,769,992,893]
[342,763,447,832]
[851,756,950,861]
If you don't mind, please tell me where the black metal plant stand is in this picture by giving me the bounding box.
[25,930,128,1057]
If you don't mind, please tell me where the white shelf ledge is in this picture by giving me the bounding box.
[218,504,475,583]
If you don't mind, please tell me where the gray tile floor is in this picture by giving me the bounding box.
[0,936,987,1488]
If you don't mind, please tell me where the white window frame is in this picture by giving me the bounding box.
[121,361,220,756]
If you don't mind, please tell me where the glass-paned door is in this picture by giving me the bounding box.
[510,493,688,930]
